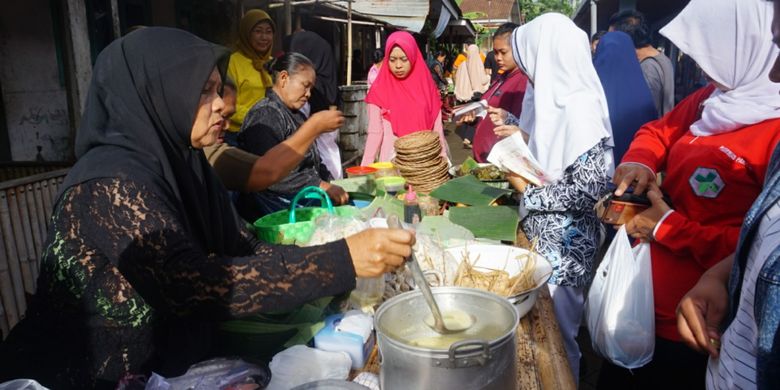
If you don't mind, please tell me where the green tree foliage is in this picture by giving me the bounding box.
[519,0,574,22]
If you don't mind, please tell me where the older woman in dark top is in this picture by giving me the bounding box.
[237,52,347,221]
[0,28,412,389]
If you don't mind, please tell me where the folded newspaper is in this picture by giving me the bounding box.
[487,132,551,187]
[452,100,488,121]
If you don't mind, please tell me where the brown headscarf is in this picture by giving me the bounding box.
[236,9,275,73]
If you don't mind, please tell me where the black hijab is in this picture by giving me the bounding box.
[62,27,243,255]
[289,31,339,112]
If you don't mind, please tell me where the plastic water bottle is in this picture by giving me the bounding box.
[403,185,421,224]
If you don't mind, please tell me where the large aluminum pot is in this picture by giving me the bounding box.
[375,287,519,390]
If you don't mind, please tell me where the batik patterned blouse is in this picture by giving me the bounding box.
[520,141,610,287]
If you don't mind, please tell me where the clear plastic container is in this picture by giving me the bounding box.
[350,276,385,311]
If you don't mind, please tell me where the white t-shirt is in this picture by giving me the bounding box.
[707,200,780,389]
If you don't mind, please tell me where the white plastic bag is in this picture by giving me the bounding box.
[586,225,654,368]
[316,131,343,180]
[266,345,352,390]
[0,380,49,390]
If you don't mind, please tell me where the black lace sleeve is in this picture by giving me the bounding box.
[72,178,356,319]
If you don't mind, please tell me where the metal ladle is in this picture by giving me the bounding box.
[387,215,474,334]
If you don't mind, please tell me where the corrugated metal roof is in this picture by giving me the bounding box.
[331,0,431,33]
[459,0,516,22]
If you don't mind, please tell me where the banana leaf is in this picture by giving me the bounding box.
[448,205,520,242]
[430,175,513,206]
[417,216,475,247]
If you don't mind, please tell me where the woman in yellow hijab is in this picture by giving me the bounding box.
[227,9,276,137]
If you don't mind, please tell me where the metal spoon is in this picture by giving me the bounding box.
[387,215,474,334]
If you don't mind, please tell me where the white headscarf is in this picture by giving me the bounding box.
[454,44,489,101]
[512,13,614,182]
[660,0,780,137]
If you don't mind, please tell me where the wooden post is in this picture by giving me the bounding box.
[61,0,92,160]
[284,0,292,36]
[346,0,353,86]
[109,0,121,38]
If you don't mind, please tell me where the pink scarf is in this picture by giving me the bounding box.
[365,31,442,137]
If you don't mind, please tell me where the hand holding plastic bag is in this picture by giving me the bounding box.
[586,225,654,368]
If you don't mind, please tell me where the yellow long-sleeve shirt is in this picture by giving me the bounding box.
[227,51,273,132]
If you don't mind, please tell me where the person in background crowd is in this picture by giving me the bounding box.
[600,0,780,388]
[454,44,491,149]
[367,48,384,88]
[592,31,657,164]
[428,50,448,94]
[360,31,448,165]
[226,9,275,142]
[428,50,452,121]
[0,28,414,388]
[509,14,614,385]
[288,31,339,114]
[236,53,347,221]
[484,50,500,83]
[590,30,608,55]
[610,9,675,117]
[452,42,485,75]
[288,30,344,180]
[676,1,780,390]
[454,44,490,103]
[461,22,527,163]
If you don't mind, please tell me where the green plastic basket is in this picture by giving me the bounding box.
[254,186,359,244]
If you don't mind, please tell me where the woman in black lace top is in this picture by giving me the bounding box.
[0,28,413,389]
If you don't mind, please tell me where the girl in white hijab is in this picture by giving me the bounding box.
[454,44,490,102]
[505,13,614,384]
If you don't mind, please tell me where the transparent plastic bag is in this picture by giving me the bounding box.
[586,225,654,369]
[144,358,270,390]
[303,213,368,247]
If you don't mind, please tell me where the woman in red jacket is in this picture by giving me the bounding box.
[599,0,780,388]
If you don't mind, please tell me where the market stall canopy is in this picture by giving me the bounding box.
[432,0,476,40]
[332,0,431,33]
[458,0,522,29]
[442,18,477,40]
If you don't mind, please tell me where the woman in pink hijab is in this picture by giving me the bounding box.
[361,31,449,165]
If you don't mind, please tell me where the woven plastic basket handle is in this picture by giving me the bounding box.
[289,186,334,223]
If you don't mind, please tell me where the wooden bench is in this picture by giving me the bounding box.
[0,168,69,339]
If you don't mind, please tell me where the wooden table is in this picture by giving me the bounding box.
[356,286,575,389]
[515,286,576,389]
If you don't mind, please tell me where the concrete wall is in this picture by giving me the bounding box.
[0,0,71,162]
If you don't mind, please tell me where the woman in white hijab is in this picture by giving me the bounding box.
[505,13,614,384]
[601,0,780,388]
[454,44,490,102]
